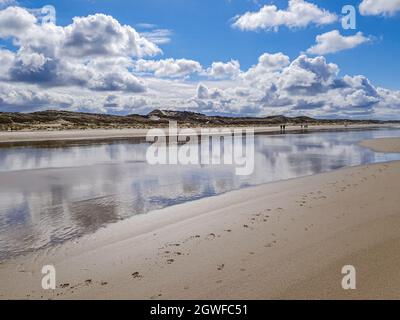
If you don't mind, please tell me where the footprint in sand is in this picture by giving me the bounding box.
[206,233,216,240]
[132,272,143,279]
[159,243,177,250]
[182,235,201,243]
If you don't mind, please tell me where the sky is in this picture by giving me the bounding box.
[0,0,399,119]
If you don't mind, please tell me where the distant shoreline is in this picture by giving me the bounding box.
[1,109,398,134]
[0,123,398,144]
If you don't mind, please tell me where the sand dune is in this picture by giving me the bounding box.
[0,138,400,300]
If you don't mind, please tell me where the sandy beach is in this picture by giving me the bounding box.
[360,137,400,153]
[0,123,395,143]
[0,137,399,300]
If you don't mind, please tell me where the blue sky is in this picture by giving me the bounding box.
[15,0,399,89]
[0,0,399,118]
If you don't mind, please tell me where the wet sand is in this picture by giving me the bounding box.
[0,124,395,143]
[0,138,400,300]
[359,137,400,153]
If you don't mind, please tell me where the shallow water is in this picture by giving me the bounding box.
[1,128,400,260]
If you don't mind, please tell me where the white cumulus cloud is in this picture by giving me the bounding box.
[135,58,203,78]
[208,60,241,79]
[0,7,162,92]
[232,0,337,31]
[307,30,370,55]
[360,0,400,16]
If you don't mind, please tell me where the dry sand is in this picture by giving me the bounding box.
[0,123,395,143]
[0,137,400,300]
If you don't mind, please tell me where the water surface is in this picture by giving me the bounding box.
[1,128,400,260]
